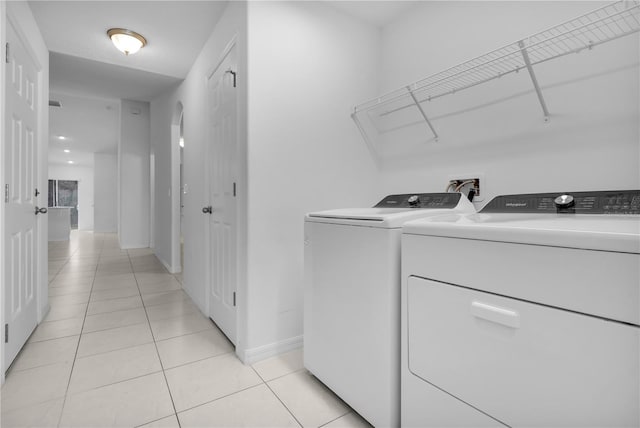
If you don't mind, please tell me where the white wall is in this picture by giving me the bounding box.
[94,153,117,232]
[376,1,639,203]
[119,99,150,248]
[48,164,94,231]
[150,1,381,361]
[150,0,248,328]
[244,1,381,358]
[1,0,49,381]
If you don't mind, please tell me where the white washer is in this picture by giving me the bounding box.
[304,193,475,428]
[401,190,640,427]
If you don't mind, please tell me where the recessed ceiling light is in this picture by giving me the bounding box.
[64,149,70,153]
[107,28,147,55]
[67,160,74,164]
[58,135,66,140]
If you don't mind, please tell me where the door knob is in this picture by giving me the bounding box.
[35,206,48,215]
[202,206,213,214]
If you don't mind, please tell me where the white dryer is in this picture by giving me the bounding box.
[401,190,640,427]
[304,193,475,428]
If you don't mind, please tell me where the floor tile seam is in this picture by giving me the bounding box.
[153,324,216,343]
[45,253,72,285]
[48,283,95,289]
[34,308,86,326]
[81,319,150,336]
[133,413,178,428]
[255,367,307,384]
[249,366,305,428]
[47,290,94,298]
[0,391,68,416]
[40,315,86,324]
[171,381,267,416]
[28,331,83,344]
[141,296,191,308]
[317,410,356,428]
[73,341,159,362]
[48,302,91,311]
[145,308,202,324]
[136,280,184,288]
[84,304,147,318]
[88,292,145,303]
[48,298,91,306]
[55,257,100,428]
[49,278,96,284]
[143,303,207,320]
[76,337,156,360]
[159,349,235,371]
[130,250,183,428]
[86,305,145,317]
[93,272,136,277]
[8,358,76,375]
[153,327,225,345]
[65,367,165,398]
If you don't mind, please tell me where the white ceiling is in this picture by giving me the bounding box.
[29,0,228,79]
[48,93,120,167]
[31,0,417,168]
[327,0,418,27]
[28,0,228,167]
[50,52,182,102]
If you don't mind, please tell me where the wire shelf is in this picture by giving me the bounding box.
[353,0,640,139]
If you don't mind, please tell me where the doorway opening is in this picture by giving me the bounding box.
[48,179,78,229]
[170,102,184,275]
[179,115,185,275]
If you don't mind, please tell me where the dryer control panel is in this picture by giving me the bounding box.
[481,190,640,214]
[374,193,462,209]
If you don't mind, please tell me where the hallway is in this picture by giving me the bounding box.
[1,232,368,427]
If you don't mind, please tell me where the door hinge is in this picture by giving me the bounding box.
[5,42,9,63]
[5,184,9,203]
[35,188,40,197]
[4,324,8,343]
[233,182,236,197]
[233,292,236,307]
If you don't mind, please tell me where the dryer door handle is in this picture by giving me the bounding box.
[471,301,520,329]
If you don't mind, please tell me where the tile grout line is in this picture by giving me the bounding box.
[55,232,104,428]
[127,249,183,428]
[172,382,265,417]
[250,366,305,428]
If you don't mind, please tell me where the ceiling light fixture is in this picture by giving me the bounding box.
[58,135,66,140]
[64,149,70,153]
[107,28,147,55]
[67,160,74,164]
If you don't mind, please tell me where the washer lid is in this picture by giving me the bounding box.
[403,212,640,253]
[306,193,475,228]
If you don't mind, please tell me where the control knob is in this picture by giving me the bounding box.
[407,195,420,207]
[554,194,575,209]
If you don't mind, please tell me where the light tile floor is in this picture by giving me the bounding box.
[1,231,371,428]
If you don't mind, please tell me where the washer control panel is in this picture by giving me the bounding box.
[481,190,640,214]
[374,193,462,209]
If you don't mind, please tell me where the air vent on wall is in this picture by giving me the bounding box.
[49,100,62,107]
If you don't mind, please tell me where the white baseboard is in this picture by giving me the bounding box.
[239,335,303,365]
[156,255,180,274]
[119,244,150,250]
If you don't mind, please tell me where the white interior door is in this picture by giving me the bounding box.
[206,45,237,345]
[4,21,40,368]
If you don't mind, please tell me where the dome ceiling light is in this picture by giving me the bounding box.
[107,28,147,55]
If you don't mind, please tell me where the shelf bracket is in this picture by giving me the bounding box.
[407,87,439,141]
[518,40,550,122]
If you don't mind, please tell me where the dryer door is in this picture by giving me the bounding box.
[407,276,640,428]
